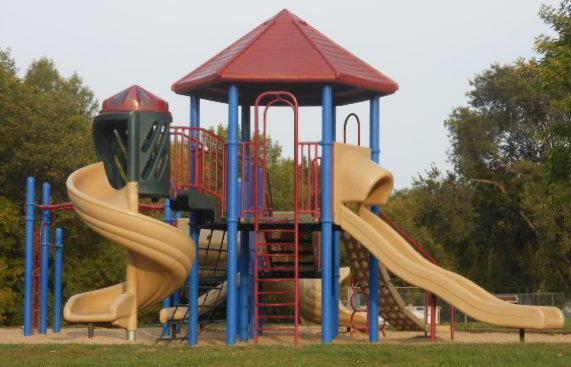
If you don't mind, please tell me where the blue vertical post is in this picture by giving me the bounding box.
[332,104,340,339]
[53,228,64,333]
[321,85,334,344]
[188,95,201,345]
[239,105,250,342]
[162,199,175,337]
[369,95,381,342]
[39,182,52,334]
[24,177,36,336]
[227,85,240,345]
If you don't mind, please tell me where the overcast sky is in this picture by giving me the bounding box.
[1,1,558,188]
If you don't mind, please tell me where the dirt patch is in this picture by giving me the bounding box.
[1,325,570,346]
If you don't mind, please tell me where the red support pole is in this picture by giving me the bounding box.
[430,293,437,341]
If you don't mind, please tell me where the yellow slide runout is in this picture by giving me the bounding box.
[334,143,564,330]
[64,162,195,333]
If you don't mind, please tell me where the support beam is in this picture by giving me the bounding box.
[227,85,240,345]
[53,228,64,333]
[24,177,36,336]
[369,95,381,342]
[321,85,334,344]
[239,105,251,342]
[162,200,175,338]
[331,104,340,339]
[39,182,51,334]
[188,95,201,346]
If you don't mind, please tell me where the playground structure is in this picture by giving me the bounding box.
[22,9,565,345]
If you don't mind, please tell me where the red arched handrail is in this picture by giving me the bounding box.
[343,113,361,146]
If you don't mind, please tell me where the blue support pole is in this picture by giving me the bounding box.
[53,228,64,333]
[39,182,52,334]
[239,105,250,342]
[333,229,341,338]
[188,95,201,346]
[369,95,381,342]
[321,85,334,344]
[24,177,36,336]
[162,199,175,337]
[227,85,240,345]
[332,104,340,339]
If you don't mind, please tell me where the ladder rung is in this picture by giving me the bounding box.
[256,278,296,282]
[257,253,296,258]
[256,327,297,332]
[258,229,296,233]
[256,302,297,307]
[257,290,295,295]
[257,242,295,246]
[257,315,295,320]
[257,267,297,271]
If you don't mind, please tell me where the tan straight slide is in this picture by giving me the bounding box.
[64,162,195,334]
[333,143,564,330]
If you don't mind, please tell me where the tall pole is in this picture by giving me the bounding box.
[239,105,251,342]
[24,177,36,336]
[321,85,334,344]
[227,84,240,345]
[162,199,175,337]
[39,182,52,334]
[331,104,340,339]
[53,228,64,333]
[188,95,201,345]
[369,95,381,342]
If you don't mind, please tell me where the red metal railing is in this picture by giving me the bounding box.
[240,141,273,218]
[253,91,301,345]
[297,142,321,217]
[380,213,456,341]
[170,126,226,207]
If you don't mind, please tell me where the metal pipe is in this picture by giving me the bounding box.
[226,84,240,345]
[239,105,251,342]
[24,177,36,336]
[53,228,64,333]
[431,293,437,341]
[162,198,175,337]
[333,229,341,338]
[39,182,52,334]
[321,85,334,344]
[188,95,201,346]
[369,95,381,342]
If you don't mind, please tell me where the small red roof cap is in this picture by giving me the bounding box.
[172,9,398,106]
[102,85,170,113]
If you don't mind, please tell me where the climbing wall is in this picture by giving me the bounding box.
[343,233,429,332]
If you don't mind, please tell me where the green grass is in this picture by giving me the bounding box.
[0,344,570,367]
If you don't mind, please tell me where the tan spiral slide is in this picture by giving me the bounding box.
[334,143,564,331]
[63,162,195,339]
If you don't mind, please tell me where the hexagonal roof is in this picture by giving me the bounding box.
[172,9,398,105]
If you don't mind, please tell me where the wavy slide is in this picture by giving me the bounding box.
[64,162,195,336]
[334,143,564,330]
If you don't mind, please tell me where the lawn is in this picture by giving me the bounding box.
[0,343,569,367]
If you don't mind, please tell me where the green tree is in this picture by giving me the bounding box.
[0,49,124,325]
[386,1,571,294]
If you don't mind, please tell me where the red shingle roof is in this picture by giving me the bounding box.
[172,9,398,105]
